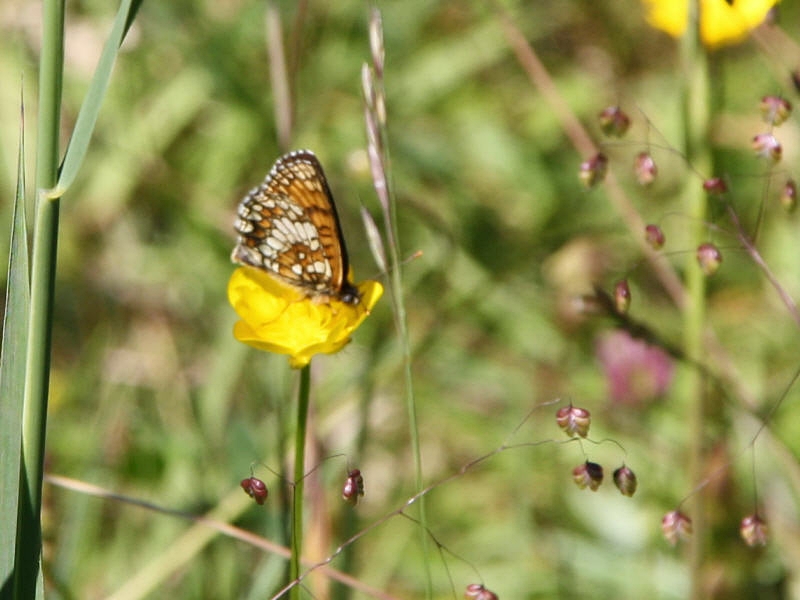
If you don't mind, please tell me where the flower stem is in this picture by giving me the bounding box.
[289,363,311,600]
[681,2,711,597]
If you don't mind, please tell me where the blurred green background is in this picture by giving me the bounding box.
[3,0,800,598]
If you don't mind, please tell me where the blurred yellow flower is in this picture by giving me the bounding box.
[642,0,777,48]
[228,267,383,368]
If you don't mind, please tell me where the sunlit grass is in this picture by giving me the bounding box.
[2,0,800,598]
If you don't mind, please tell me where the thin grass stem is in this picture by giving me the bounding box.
[376,131,433,599]
[266,2,292,153]
[363,11,433,592]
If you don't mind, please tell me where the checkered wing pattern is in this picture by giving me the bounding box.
[232,150,360,304]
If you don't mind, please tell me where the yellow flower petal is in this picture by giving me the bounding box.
[227,267,383,368]
[642,0,688,37]
[642,0,777,48]
[701,0,776,48]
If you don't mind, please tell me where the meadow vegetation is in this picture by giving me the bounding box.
[2,1,800,598]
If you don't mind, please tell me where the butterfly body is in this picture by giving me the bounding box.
[232,150,361,304]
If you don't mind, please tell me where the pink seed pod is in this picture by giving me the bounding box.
[579,153,608,188]
[703,177,727,195]
[573,461,603,491]
[644,224,665,250]
[696,243,722,276]
[740,514,768,547]
[759,95,791,126]
[613,465,638,497]
[634,152,657,186]
[598,106,631,137]
[661,510,692,545]
[241,477,268,505]
[614,279,631,314]
[556,405,591,438]
[752,133,782,163]
[342,469,365,506]
[465,583,499,600]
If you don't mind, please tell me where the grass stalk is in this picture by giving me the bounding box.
[289,364,311,600]
[388,207,432,597]
[14,0,65,596]
[363,9,432,593]
[13,0,138,592]
[265,2,292,153]
[375,127,431,596]
[680,3,711,597]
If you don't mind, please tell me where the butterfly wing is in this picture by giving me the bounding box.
[232,150,359,303]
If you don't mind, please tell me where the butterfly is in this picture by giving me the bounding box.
[231,150,361,305]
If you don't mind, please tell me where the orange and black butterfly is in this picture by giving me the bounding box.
[232,150,360,304]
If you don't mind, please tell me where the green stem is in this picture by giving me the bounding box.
[394,275,432,594]
[380,146,432,597]
[15,0,64,596]
[289,364,311,600]
[680,3,711,597]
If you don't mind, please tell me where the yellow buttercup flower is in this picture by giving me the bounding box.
[642,0,778,48]
[228,267,383,369]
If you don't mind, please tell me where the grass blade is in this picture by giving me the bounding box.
[54,0,142,195]
[0,90,30,594]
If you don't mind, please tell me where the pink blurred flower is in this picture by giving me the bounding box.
[596,330,674,406]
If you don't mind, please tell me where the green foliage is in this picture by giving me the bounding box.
[0,98,30,595]
[2,0,800,598]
